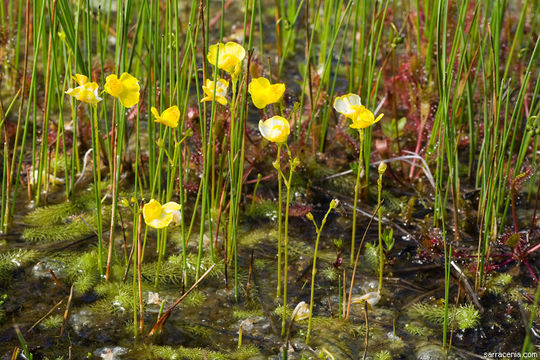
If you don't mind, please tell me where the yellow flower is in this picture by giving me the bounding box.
[333,93,384,130]
[104,72,140,108]
[207,42,246,75]
[201,78,229,105]
[258,116,290,143]
[143,199,182,229]
[65,74,102,105]
[151,106,180,128]
[248,77,285,109]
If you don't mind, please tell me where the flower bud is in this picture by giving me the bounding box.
[378,162,387,175]
[292,301,310,321]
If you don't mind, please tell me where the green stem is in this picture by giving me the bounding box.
[350,129,364,265]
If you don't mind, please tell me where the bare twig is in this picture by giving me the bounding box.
[147,264,215,337]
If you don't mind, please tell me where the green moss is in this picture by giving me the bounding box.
[486,273,513,295]
[363,243,379,272]
[40,314,64,330]
[247,200,278,220]
[320,266,338,281]
[22,205,111,244]
[404,322,426,336]
[374,350,392,360]
[60,250,101,294]
[410,302,480,330]
[232,308,264,319]
[181,289,207,308]
[0,249,39,285]
[23,195,93,226]
[238,227,275,247]
[455,304,480,329]
[140,345,228,360]
[230,344,260,359]
[273,304,293,319]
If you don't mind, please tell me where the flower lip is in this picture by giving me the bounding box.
[333,93,383,130]
[104,72,140,108]
[151,106,180,128]
[207,42,246,75]
[201,78,229,105]
[248,77,285,109]
[143,199,182,229]
[65,74,102,105]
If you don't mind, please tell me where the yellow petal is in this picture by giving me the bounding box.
[162,202,181,213]
[118,72,140,108]
[157,106,180,128]
[104,74,123,98]
[224,41,246,62]
[350,106,376,129]
[249,77,284,109]
[151,107,160,119]
[73,74,89,86]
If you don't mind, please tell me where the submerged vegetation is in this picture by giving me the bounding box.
[0,0,539,358]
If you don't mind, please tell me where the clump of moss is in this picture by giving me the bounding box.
[40,314,64,330]
[486,273,513,295]
[22,205,111,244]
[273,304,293,319]
[64,250,101,294]
[238,227,275,247]
[247,199,278,220]
[137,344,260,360]
[363,243,379,272]
[232,308,264,319]
[139,345,228,360]
[374,350,392,360]
[404,322,426,336]
[454,303,480,329]
[23,194,93,226]
[0,249,39,285]
[321,266,338,281]
[410,302,480,330]
[90,281,135,315]
[181,289,207,308]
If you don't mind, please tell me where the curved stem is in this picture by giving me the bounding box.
[351,129,364,265]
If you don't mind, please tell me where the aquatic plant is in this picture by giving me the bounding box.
[143,199,182,229]
[374,350,392,360]
[333,94,383,265]
[377,162,387,292]
[305,199,338,343]
[410,302,480,331]
[0,249,39,285]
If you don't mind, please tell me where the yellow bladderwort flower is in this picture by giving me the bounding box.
[201,78,229,105]
[65,74,102,105]
[258,116,290,143]
[333,93,384,130]
[104,72,140,108]
[248,77,285,109]
[151,106,180,128]
[143,199,181,229]
[207,41,246,76]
